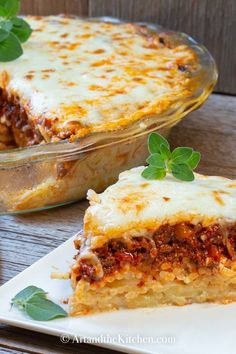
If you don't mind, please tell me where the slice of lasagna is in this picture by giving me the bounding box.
[0,16,199,150]
[70,166,236,315]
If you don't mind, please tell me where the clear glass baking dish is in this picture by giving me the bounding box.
[0,17,217,214]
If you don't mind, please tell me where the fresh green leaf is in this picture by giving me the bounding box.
[0,32,22,61]
[0,28,9,42]
[25,296,67,321]
[0,0,32,62]
[1,0,20,18]
[11,17,32,43]
[186,151,201,169]
[171,163,194,181]
[142,166,166,180]
[171,147,193,164]
[0,20,13,32]
[159,143,171,160]
[0,5,7,17]
[146,153,165,168]
[143,133,201,183]
[148,132,170,154]
[11,285,68,321]
[11,286,46,309]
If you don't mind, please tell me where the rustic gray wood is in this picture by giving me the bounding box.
[0,93,236,353]
[21,0,88,16]
[89,0,236,95]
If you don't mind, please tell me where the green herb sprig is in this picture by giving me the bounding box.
[0,0,32,62]
[142,132,201,182]
[11,285,67,321]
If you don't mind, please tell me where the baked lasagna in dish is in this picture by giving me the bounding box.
[70,166,236,315]
[0,15,198,150]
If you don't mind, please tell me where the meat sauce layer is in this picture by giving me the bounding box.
[74,222,236,282]
[0,88,43,147]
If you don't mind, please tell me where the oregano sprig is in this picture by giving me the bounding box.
[0,0,32,62]
[142,132,201,182]
[11,285,67,321]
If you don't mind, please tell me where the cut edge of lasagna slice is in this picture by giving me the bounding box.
[70,166,236,315]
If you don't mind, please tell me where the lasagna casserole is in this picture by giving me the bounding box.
[70,167,236,315]
[0,16,198,149]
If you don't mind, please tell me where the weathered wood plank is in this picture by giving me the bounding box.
[0,324,121,354]
[0,93,236,353]
[21,0,89,16]
[169,94,236,179]
[89,0,236,95]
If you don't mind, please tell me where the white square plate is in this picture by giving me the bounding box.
[0,234,235,354]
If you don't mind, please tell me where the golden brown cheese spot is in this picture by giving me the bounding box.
[140,183,149,188]
[59,55,68,59]
[133,77,145,83]
[60,33,69,38]
[212,191,225,206]
[60,104,87,117]
[42,69,56,73]
[118,192,148,214]
[217,190,230,195]
[163,197,170,202]
[50,41,81,51]
[93,49,106,54]
[59,19,69,25]
[66,42,81,50]
[227,184,236,188]
[83,25,91,30]
[81,33,94,39]
[67,82,77,87]
[91,59,113,67]
[49,41,60,46]
[42,74,50,79]
[89,85,105,91]
[24,74,34,80]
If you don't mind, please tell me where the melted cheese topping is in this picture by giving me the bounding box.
[84,167,236,249]
[0,16,197,142]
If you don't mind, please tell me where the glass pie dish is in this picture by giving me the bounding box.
[0,17,217,214]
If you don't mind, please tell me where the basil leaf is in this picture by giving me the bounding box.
[159,143,171,160]
[25,296,67,321]
[187,151,201,169]
[142,166,166,180]
[1,0,20,18]
[171,163,194,181]
[0,32,23,61]
[11,286,46,308]
[11,17,32,43]
[171,147,193,164]
[148,132,170,154]
[0,20,13,32]
[0,28,9,42]
[146,153,165,168]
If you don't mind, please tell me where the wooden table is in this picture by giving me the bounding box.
[0,93,235,353]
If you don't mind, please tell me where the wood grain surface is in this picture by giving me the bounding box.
[20,0,236,94]
[21,0,88,16]
[0,93,235,353]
